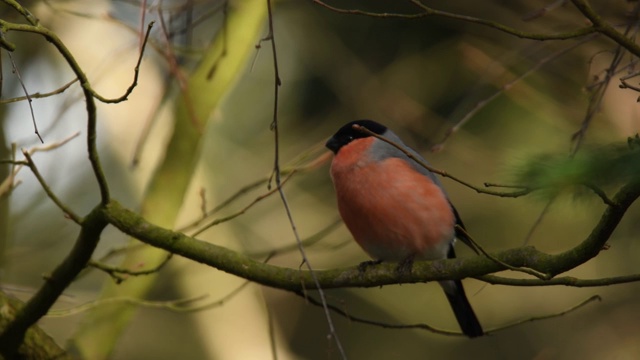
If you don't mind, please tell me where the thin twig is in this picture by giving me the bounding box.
[354,124,533,197]
[179,178,268,232]
[296,291,464,337]
[28,131,81,155]
[2,0,39,25]
[571,0,640,58]
[264,0,346,357]
[299,291,600,336]
[88,253,173,284]
[179,150,330,233]
[156,7,201,130]
[0,144,20,198]
[7,51,43,143]
[312,0,595,40]
[456,225,551,280]
[486,295,601,333]
[46,294,208,317]
[582,182,617,206]
[21,150,83,224]
[0,78,78,104]
[247,218,342,258]
[60,255,274,317]
[0,132,80,197]
[90,21,155,103]
[434,35,597,150]
[523,197,556,246]
[478,274,640,287]
[47,280,253,317]
[570,1,640,153]
[189,172,296,237]
[484,182,528,189]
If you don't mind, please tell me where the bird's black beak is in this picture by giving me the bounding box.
[325,136,340,154]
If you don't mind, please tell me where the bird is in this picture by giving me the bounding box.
[325,119,484,338]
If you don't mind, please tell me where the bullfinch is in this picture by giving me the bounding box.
[325,120,484,338]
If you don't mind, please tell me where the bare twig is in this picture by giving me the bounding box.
[179,150,330,234]
[156,8,201,130]
[434,35,597,150]
[6,51,43,143]
[354,124,533,197]
[487,295,601,333]
[456,225,551,280]
[189,172,296,237]
[179,178,269,232]
[48,280,252,317]
[21,150,83,224]
[300,292,600,337]
[2,0,38,25]
[46,294,208,317]
[263,0,345,357]
[1,132,80,198]
[523,197,556,246]
[296,291,462,337]
[28,131,81,155]
[0,79,78,104]
[570,1,640,153]
[582,182,617,206]
[478,273,640,287]
[88,253,173,284]
[247,218,342,258]
[570,0,640,58]
[312,0,595,40]
[90,22,154,103]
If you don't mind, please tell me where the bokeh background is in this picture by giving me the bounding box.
[2,0,640,359]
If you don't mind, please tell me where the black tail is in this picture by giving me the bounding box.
[443,208,483,337]
[440,279,484,338]
[440,244,483,338]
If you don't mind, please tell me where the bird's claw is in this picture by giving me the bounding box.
[396,255,415,276]
[358,259,383,272]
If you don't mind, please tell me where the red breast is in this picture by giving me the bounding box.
[330,138,455,261]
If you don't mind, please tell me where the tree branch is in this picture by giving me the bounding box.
[102,176,640,290]
[478,274,640,287]
[312,0,596,40]
[0,291,71,359]
[0,205,108,357]
[570,0,640,58]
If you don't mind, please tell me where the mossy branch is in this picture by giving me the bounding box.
[102,176,640,290]
[0,206,108,357]
[0,291,72,360]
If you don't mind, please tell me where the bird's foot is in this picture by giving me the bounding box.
[396,255,415,276]
[358,259,383,273]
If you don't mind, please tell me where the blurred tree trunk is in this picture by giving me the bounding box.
[0,290,72,359]
[69,1,267,358]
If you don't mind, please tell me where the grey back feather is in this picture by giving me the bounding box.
[367,129,446,191]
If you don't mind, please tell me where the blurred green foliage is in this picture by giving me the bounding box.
[512,135,640,199]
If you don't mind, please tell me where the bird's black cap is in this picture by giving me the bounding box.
[325,120,387,154]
